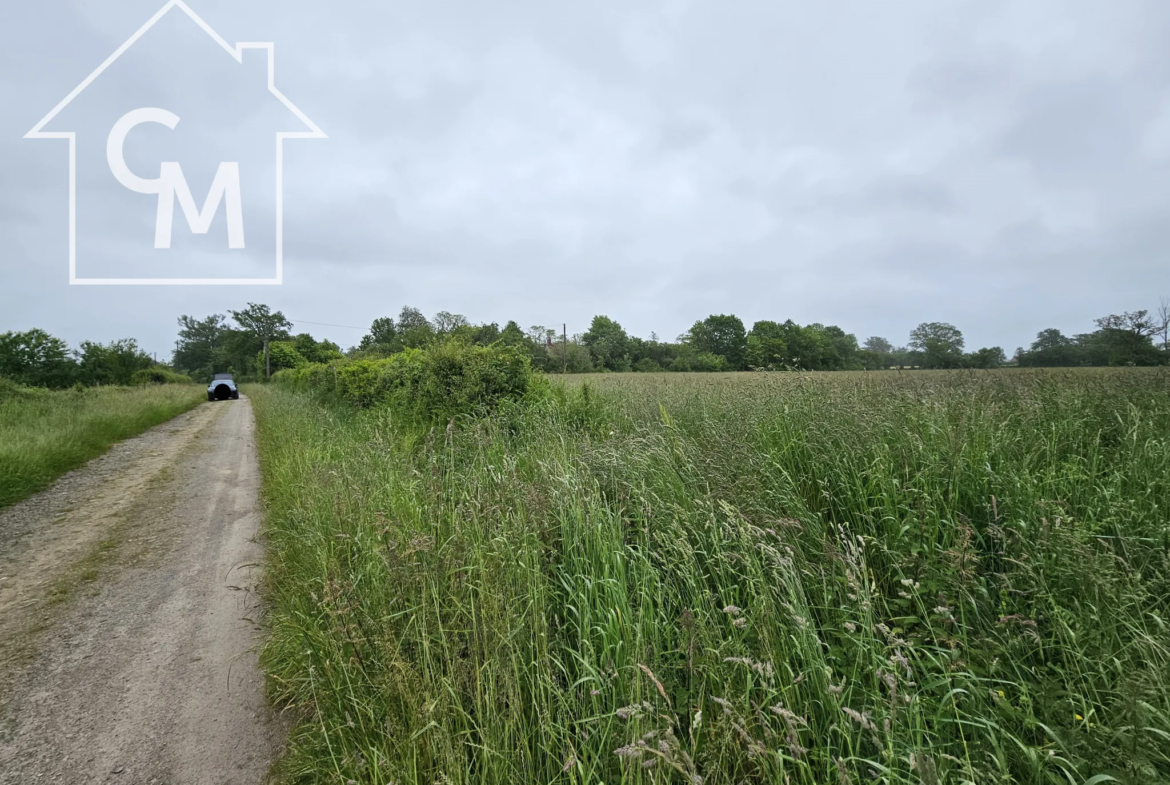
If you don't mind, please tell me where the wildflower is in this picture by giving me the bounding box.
[733,617,747,629]
[1075,713,1083,721]
[844,621,856,633]
[723,605,741,616]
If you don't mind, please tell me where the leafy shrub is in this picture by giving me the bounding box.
[129,367,194,385]
[275,341,543,420]
[670,350,728,372]
[0,377,43,401]
[255,342,310,375]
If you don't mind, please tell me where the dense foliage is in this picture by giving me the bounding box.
[251,368,1170,785]
[273,340,542,421]
[348,302,1168,374]
[1015,312,1169,368]
[127,367,194,385]
[0,330,183,389]
[171,303,342,382]
[6,300,1166,392]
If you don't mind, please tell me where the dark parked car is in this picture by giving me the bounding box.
[208,373,239,401]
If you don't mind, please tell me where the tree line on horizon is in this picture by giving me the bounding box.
[337,301,1170,374]
[2,300,1168,389]
[0,330,183,389]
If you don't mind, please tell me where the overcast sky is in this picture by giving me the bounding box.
[3,0,1169,357]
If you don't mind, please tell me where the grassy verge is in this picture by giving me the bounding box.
[250,370,1170,785]
[0,383,206,508]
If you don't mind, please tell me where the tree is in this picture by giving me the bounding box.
[966,346,1006,369]
[173,314,227,379]
[547,335,594,373]
[257,342,309,373]
[746,320,788,369]
[0,329,77,388]
[1156,297,1170,354]
[433,311,470,335]
[358,317,398,351]
[229,303,292,379]
[688,315,747,370]
[1094,310,1157,337]
[396,306,435,348]
[470,323,502,346]
[819,324,860,370]
[582,316,631,371]
[860,336,894,369]
[77,338,154,385]
[1083,311,1164,366]
[670,346,727,372]
[397,306,430,331]
[909,322,965,368]
[292,334,343,364]
[1020,328,1077,367]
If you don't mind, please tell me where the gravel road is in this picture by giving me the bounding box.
[0,397,284,783]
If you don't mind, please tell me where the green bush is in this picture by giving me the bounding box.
[0,377,46,401]
[670,350,728,372]
[274,341,542,420]
[128,367,194,385]
[255,342,309,375]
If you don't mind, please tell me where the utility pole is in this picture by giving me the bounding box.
[563,323,567,375]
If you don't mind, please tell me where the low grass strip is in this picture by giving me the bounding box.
[0,384,206,508]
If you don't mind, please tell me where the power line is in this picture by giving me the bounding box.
[288,318,366,330]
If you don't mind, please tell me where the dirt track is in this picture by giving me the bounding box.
[0,397,284,783]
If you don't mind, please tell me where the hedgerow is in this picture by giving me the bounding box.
[272,340,544,421]
[128,367,194,385]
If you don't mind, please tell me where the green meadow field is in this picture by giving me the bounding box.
[252,367,1170,785]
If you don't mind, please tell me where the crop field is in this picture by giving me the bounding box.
[250,368,1170,785]
[0,382,206,509]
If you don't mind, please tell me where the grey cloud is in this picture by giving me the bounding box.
[1,0,1169,358]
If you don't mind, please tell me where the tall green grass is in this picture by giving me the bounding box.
[251,369,1170,785]
[0,381,206,508]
